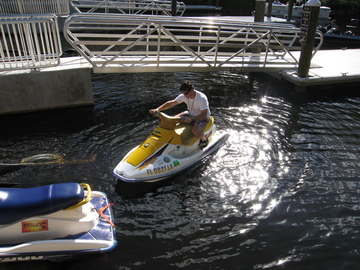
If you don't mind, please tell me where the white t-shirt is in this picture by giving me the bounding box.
[175,90,210,118]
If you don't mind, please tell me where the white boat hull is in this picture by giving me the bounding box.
[266,4,331,20]
[0,185,117,262]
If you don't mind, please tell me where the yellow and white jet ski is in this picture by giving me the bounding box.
[0,183,117,262]
[113,112,229,183]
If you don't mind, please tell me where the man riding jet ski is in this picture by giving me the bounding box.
[113,81,229,183]
[0,183,117,262]
[150,80,212,149]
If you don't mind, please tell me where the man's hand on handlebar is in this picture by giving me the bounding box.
[149,109,159,115]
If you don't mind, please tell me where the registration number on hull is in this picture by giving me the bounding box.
[146,163,176,176]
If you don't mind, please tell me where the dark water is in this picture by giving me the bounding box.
[1,72,360,270]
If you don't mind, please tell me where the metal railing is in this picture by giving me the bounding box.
[0,15,62,71]
[64,14,323,73]
[71,0,186,16]
[0,0,70,16]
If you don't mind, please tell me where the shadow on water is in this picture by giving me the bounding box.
[1,252,117,270]
[115,178,174,199]
[0,106,96,155]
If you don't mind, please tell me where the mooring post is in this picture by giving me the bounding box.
[297,0,321,78]
[254,0,266,22]
[253,0,266,53]
[267,0,273,18]
[172,0,176,16]
[287,0,295,22]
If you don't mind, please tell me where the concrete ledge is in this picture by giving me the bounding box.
[280,70,360,87]
[0,67,93,115]
[280,49,360,87]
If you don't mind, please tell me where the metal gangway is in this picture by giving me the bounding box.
[71,0,186,16]
[0,0,185,16]
[1,10,324,73]
[64,14,323,73]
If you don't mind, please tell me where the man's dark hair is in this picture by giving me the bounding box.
[180,80,194,92]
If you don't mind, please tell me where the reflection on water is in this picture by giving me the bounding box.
[0,72,360,270]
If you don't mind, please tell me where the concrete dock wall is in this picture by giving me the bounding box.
[0,68,93,115]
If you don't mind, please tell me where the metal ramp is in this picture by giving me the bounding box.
[64,14,324,74]
[71,0,186,16]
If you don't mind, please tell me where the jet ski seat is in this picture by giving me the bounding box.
[177,116,215,145]
[0,183,84,225]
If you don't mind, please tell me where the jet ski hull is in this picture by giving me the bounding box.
[113,132,229,183]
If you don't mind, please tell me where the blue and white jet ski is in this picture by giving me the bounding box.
[0,183,117,262]
[113,112,229,183]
